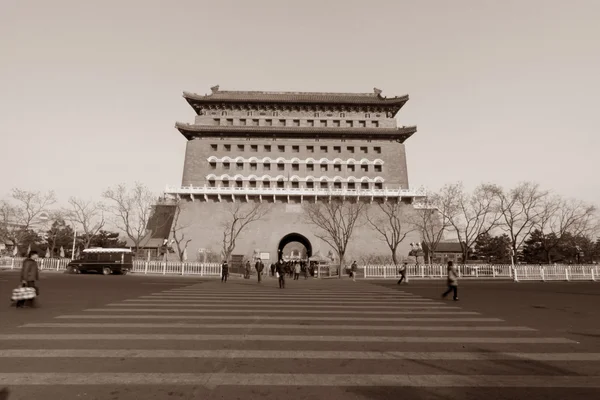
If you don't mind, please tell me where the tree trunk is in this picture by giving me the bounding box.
[391,249,398,267]
[338,253,344,279]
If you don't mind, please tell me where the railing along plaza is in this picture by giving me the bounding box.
[363,264,599,282]
[1,257,597,281]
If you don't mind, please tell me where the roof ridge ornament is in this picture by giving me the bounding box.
[373,87,382,96]
[210,85,220,94]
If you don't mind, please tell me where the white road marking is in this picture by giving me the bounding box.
[20,323,537,332]
[105,303,461,310]
[54,315,502,322]
[124,299,441,305]
[83,308,480,315]
[0,334,576,343]
[140,295,433,302]
[0,349,594,360]
[0,373,597,387]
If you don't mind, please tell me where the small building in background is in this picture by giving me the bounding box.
[422,242,465,264]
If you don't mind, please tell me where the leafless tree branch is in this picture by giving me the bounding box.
[102,182,155,253]
[302,199,366,278]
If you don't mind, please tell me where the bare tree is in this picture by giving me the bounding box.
[64,197,106,249]
[435,182,502,264]
[169,199,193,262]
[0,189,56,248]
[536,195,597,263]
[303,199,366,278]
[496,182,548,264]
[102,183,155,253]
[221,200,271,262]
[411,196,450,264]
[367,200,416,266]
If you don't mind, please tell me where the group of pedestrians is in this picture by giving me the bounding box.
[220,258,294,289]
[397,260,459,300]
[221,257,459,299]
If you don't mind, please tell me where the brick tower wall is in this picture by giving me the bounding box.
[176,198,421,264]
[181,138,410,190]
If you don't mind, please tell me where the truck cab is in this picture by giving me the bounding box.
[67,248,133,275]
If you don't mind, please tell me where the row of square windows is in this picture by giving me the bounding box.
[211,162,382,173]
[218,111,380,118]
[215,118,379,128]
[208,180,383,189]
[210,144,382,154]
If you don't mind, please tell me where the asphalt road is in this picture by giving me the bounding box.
[0,270,599,400]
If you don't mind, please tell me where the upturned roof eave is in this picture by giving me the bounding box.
[182,91,409,106]
[174,123,417,143]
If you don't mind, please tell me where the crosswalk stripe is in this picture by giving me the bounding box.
[140,294,433,302]
[83,308,480,315]
[20,323,536,331]
[124,299,441,305]
[0,349,594,360]
[160,291,421,297]
[55,315,502,322]
[0,334,576,343]
[0,373,597,387]
[105,303,462,310]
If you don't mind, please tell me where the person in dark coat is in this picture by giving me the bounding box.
[275,260,285,289]
[255,259,264,283]
[17,250,40,308]
[397,262,408,284]
[244,260,251,279]
[221,261,229,283]
[441,261,459,301]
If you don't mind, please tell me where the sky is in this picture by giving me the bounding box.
[1,0,598,207]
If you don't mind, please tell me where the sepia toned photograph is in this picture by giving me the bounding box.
[0,0,598,399]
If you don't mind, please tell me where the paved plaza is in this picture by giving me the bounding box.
[0,271,599,399]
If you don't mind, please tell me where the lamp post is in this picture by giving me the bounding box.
[71,228,77,260]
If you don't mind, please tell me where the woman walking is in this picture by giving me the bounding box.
[441,261,459,301]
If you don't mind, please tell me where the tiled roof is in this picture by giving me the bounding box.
[175,123,417,143]
[183,89,409,106]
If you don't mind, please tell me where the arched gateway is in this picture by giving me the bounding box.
[278,233,312,262]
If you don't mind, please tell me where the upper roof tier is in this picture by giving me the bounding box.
[183,86,409,116]
[175,122,417,143]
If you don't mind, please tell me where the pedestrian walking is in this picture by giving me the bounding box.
[276,260,285,289]
[302,261,308,279]
[441,261,459,301]
[294,262,301,280]
[397,262,408,284]
[244,260,251,279]
[351,261,358,282]
[16,250,40,308]
[221,260,229,283]
[255,258,264,283]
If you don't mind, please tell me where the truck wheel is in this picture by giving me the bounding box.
[102,267,112,275]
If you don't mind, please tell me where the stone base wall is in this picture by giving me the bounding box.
[175,198,421,264]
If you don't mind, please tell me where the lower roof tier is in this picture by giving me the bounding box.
[175,123,417,142]
[164,185,427,200]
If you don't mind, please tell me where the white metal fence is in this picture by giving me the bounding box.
[0,257,71,271]
[131,260,222,276]
[363,263,599,282]
[0,257,222,277]
[1,257,598,281]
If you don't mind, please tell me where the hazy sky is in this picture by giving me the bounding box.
[1,0,598,206]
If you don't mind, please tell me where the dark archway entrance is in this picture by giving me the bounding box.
[277,233,312,262]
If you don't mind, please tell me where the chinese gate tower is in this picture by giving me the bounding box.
[164,86,425,262]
